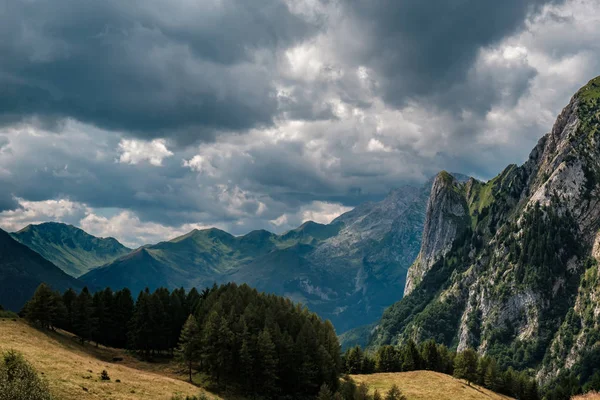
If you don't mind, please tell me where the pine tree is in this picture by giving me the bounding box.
[73,287,94,344]
[130,290,152,356]
[201,310,219,374]
[484,359,499,391]
[62,288,77,332]
[376,345,400,372]
[113,288,134,348]
[385,384,407,400]
[373,389,383,400]
[454,348,479,386]
[421,339,440,371]
[317,384,334,400]
[355,382,370,400]
[345,346,364,374]
[258,329,278,396]
[24,283,63,330]
[401,340,421,371]
[91,291,107,347]
[176,315,201,382]
[239,323,254,393]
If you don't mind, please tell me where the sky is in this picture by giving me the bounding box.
[0,0,599,247]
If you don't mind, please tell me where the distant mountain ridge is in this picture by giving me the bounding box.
[81,180,439,333]
[11,222,131,277]
[0,228,84,311]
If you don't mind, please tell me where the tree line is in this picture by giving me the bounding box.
[21,282,341,399]
[342,341,540,400]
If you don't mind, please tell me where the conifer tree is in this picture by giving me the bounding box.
[176,315,201,382]
[385,384,407,400]
[373,389,383,400]
[113,288,134,348]
[484,359,499,391]
[421,339,440,371]
[91,291,107,347]
[355,382,370,400]
[454,348,479,386]
[239,323,254,393]
[401,340,421,371]
[317,384,334,400]
[24,283,63,330]
[130,290,152,356]
[345,346,365,374]
[73,287,94,344]
[376,345,400,372]
[62,288,77,332]
[258,329,278,396]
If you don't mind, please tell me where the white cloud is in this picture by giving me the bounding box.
[118,139,173,166]
[0,198,89,232]
[299,201,352,224]
[270,201,352,230]
[182,155,219,176]
[80,211,209,248]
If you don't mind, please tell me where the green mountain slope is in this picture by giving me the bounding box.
[11,222,130,277]
[369,76,600,388]
[82,183,432,333]
[0,228,84,311]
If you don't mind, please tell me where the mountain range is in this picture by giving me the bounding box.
[3,75,600,389]
[0,180,433,332]
[0,228,84,311]
[367,76,600,387]
[11,222,131,277]
[80,182,432,333]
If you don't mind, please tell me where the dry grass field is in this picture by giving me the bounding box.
[351,371,514,400]
[573,393,600,399]
[0,318,221,400]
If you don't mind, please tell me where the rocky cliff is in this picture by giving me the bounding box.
[371,77,600,387]
[404,171,470,295]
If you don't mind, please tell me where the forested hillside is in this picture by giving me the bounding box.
[369,77,600,398]
[21,282,342,399]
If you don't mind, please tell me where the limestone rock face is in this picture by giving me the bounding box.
[370,77,600,383]
[404,172,470,296]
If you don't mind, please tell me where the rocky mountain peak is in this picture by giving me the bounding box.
[403,171,471,295]
[371,77,600,388]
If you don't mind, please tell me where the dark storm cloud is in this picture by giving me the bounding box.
[0,191,19,213]
[342,0,564,112]
[0,0,321,144]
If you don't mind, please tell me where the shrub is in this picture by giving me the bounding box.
[171,394,210,400]
[0,350,52,400]
[100,370,110,381]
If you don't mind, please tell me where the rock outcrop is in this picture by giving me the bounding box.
[404,171,470,295]
[371,76,600,386]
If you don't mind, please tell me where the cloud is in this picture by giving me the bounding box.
[118,139,173,166]
[80,211,209,248]
[337,0,564,111]
[0,0,323,144]
[269,200,351,228]
[0,198,89,232]
[1,0,600,245]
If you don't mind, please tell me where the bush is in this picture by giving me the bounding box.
[171,394,210,400]
[100,370,110,381]
[0,310,18,319]
[0,350,52,400]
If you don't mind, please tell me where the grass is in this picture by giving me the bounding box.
[351,371,514,400]
[0,318,221,400]
[577,76,600,103]
[574,393,600,400]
